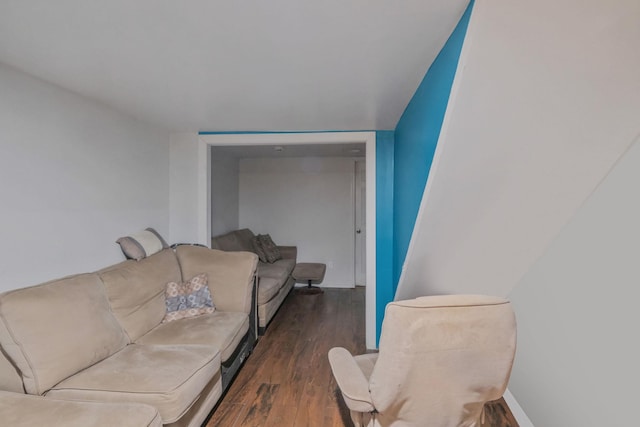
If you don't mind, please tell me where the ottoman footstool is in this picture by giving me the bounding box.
[292,263,326,295]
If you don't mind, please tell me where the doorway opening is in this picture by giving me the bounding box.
[198,132,377,349]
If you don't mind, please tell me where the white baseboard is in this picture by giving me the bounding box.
[504,389,534,427]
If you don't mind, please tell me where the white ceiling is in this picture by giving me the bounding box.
[0,0,468,132]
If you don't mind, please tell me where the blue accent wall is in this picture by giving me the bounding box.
[392,1,473,290]
[375,131,394,343]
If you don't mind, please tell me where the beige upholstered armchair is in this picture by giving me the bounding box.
[328,295,516,427]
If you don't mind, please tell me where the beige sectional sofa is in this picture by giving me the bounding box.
[211,228,296,333]
[0,245,258,427]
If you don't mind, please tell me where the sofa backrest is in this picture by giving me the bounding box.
[98,248,181,341]
[176,246,257,314]
[0,273,129,395]
[235,228,256,251]
[211,228,255,253]
[0,347,23,393]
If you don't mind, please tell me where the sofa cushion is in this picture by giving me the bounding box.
[98,248,182,341]
[116,228,169,261]
[235,228,257,252]
[257,277,282,305]
[46,344,219,424]
[210,231,242,251]
[210,228,255,252]
[257,258,295,283]
[279,258,296,274]
[0,390,162,427]
[136,311,249,363]
[176,246,258,314]
[0,348,23,393]
[163,273,215,323]
[0,273,129,396]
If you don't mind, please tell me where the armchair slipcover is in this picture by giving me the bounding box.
[328,295,516,427]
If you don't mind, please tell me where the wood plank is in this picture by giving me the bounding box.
[292,383,329,427]
[236,383,279,426]
[206,402,245,427]
[262,404,297,427]
[485,398,520,427]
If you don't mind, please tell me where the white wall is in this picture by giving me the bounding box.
[0,63,169,292]
[210,150,239,237]
[397,0,640,300]
[509,138,640,426]
[169,132,201,244]
[239,157,357,287]
[393,0,640,423]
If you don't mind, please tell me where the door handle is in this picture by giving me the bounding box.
[356,229,361,234]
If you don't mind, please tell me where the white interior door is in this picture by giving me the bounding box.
[354,160,366,286]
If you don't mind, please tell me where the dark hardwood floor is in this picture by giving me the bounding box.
[206,287,518,427]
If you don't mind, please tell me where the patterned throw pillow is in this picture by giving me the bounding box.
[258,234,281,263]
[163,273,215,323]
[251,236,268,263]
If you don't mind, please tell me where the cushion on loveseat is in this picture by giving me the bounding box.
[257,277,282,305]
[176,246,257,314]
[98,249,181,341]
[257,258,296,283]
[0,390,162,427]
[136,311,249,362]
[45,344,219,424]
[0,273,129,396]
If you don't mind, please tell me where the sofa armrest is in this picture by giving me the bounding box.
[328,347,375,413]
[278,246,297,261]
[175,246,258,314]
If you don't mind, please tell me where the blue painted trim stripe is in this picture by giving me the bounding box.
[375,131,395,345]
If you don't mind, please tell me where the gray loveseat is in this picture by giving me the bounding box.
[0,245,258,427]
[211,228,296,333]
